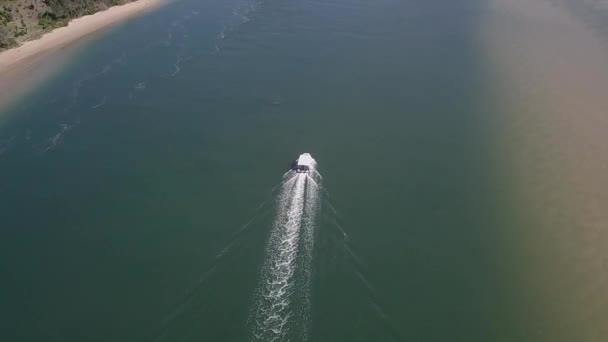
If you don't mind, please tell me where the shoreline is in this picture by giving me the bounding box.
[0,0,165,113]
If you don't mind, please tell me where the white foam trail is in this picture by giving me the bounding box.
[41,123,72,153]
[218,27,227,40]
[213,0,262,54]
[171,54,183,76]
[251,161,321,341]
[295,172,321,340]
[92,96,107,109]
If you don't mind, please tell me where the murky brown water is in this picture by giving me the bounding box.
[481,0,608,340]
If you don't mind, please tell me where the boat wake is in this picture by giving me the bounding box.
[250,157,321,341]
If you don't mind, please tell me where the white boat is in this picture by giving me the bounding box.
[294,153,314,173]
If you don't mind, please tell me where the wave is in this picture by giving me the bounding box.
[212,0,263,53]
[92,96,107,109]
[40,123,75,153]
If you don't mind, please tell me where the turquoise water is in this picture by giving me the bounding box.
[2,0,601,340]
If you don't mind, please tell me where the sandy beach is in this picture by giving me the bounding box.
[0,0,164,112]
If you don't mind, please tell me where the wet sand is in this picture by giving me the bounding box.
[481,0,608,339]
[0,0,164,113]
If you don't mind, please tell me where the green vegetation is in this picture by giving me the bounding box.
[0,10,13,25]
[38,11,66,30]
[37,0,130,31]
[0,0,135,51]
[0,26,17,49]
[42,0,127,19]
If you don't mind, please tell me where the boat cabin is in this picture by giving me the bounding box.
[294,153,313,173]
